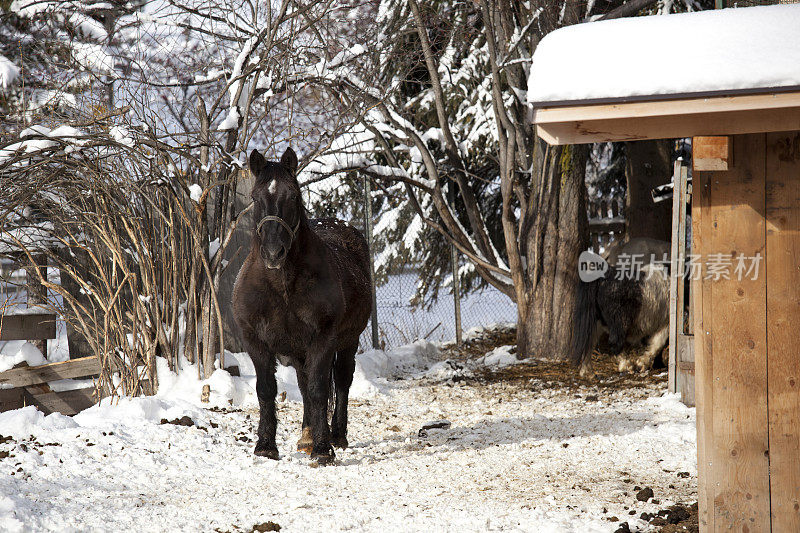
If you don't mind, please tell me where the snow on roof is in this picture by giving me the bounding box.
[527,4,800,106]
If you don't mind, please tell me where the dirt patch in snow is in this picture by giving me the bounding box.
[440,325,517,361]
[442,324,667,394]
[472,353,666,392]
[654,502,699,532]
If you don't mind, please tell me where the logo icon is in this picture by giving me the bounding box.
[578,250,608,282]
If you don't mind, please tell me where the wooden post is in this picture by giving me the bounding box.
[668,160,682,394]
[692,168,713,531]
[676,162,694,406]
[25,254,47,357]
[363,175,379,349]
[765,131,800,530]
[693,133,772,531]
[451,242,462,346]
[448,183,462,346]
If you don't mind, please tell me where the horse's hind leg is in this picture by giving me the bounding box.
[635,324,670,372]
[295,368,313,454]
[331,343,357,450]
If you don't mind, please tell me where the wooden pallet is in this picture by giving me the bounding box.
[1,310,99,416]
[0,357,99,415]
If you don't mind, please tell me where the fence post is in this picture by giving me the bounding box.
[449,184,462,346]
[451,243,462,346]
[25,254,47,357]
[363,175,379,349]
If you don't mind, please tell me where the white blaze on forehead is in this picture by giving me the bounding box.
[268,179,277,194]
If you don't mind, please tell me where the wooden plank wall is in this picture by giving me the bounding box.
[695,133,773,531]
[765,131,800,530]
[694,132,800,530]
[693,166,714,531]
[709,133,770,530]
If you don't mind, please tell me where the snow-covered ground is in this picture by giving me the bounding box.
[0,337,697,533]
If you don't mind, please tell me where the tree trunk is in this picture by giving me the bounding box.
[624,139,673,241]
[518,143,589,360]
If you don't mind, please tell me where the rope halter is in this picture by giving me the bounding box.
[256,214,301,244]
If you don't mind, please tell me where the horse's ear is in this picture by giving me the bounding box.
[280,147,298,175]
[249,149,267,177]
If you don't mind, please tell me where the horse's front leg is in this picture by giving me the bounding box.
[305,339,336,464]
[295,367,313,454]
[248,342,279,459]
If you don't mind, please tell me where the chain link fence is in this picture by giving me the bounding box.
[358,264,517,352]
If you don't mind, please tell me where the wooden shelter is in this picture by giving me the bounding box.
[528,4,800,531]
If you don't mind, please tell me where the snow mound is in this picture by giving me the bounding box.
[0,342,46,374]
[356,340,440,380]
[0,406,78,437]
[75,396,210,429]
[528,4,800,104]
[475,345,517,368]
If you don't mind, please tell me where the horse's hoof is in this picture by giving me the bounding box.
[254,445,279,460]
[311,451,335,465]
[297,427,313,454]
[331,435,348,449]
[297,442,313,454]
[311,445,335,465]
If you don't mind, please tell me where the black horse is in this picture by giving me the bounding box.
[232,147,372,464]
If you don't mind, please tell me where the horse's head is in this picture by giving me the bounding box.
[249,147,304,270]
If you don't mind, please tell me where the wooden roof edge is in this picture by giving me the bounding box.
[532,91,800,124]
[532,91,800,145]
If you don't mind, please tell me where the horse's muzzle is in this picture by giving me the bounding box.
[260,245,286,270]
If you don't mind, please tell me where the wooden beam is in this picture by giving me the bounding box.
[675,163,692,407]
[677,336,695,407]
[23,388,96,416]
[693,136,732,171]
[708,134,770,530]
[765,131,800,530]
[535,91,800,124]
[693,169,714,531]
[668,160,682,395]
[0,388,25,412]
[0,312,57,341]
[0,356,100,388]
[532,91,800,145]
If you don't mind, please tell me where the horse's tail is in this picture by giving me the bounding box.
[570,278,600,369]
